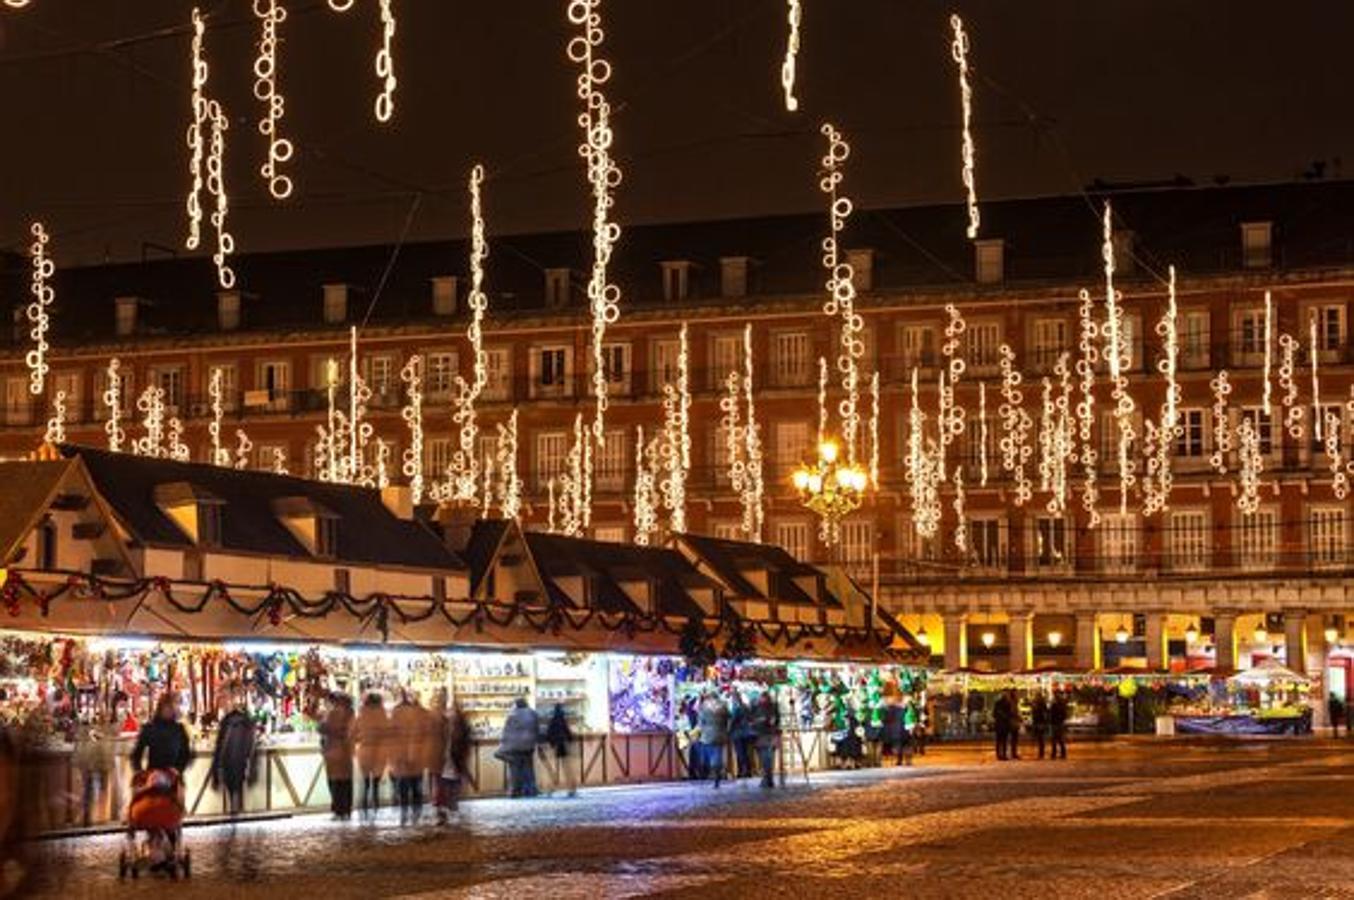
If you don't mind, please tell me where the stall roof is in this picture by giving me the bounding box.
[523,532,714,620]
[0,459,73,564]
[57,445,463,572]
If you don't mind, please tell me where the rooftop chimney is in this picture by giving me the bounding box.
[322,283,349,324]
[114,296,141,337]
[974,239,1004,285]
[434,503,479,554]
[719,256,750,298]
[381,484,413,520]
[846,248,875,292]
[431,276,458,316]
[217,290,242,331]
[1241,221,1273,268]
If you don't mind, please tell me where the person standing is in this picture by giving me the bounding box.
[1030,692,1050,760]
[389,691,427,824]
[435,701,470,822]
[698,692,730,788]
[73,714,114,827]
[881,701,905,767]
[1329,695,1345,739]
[545,703,577,797]
[730,693,754,779]
[991,692,1011,761]
[132,694,193,775]
[1006,691,1023,760]
[319,693,355,820]
[353,692,390,820]
[1049,692,1069,760]
[751,691,780,788]
[498,697,540,798]
[210,699,256,818]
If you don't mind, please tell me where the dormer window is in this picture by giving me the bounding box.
[544,269,572,308]
[273,496,340,558]
[1241,221,1273,268]
[154,482,225,546]
[661,261,693,301]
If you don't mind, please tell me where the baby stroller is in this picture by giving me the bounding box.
[118,768,191,880]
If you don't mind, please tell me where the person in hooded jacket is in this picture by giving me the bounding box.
[498,697,540,798]
[544,704,577,797]
[210,698,256,818]
[352,692,390,820]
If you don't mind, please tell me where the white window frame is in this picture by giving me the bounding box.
[595,429,627,492]
[3,377,30,426]
[1234,306,1266,362]
[1181,309,1211,369]
[1175,408,1207,459]
[1237,506,1278,571]
[52,370,83,424]
[901,323,937,370]
[599,342,631,396]
[772,520,812,562]
[967,516,1006,571]
[425,350,458,399]
[1166,510,1210,573]
[482,347,511,401]
[535,431,569,488]
[1029,515,1071,572]
[651,338,680,392]
[709,332,742,390]
[771,331,812,387]
[965,321,1002,373]
[425,437,454,476]
[206,363,238,413]
[1305,303,1346,361]
[148,365,185,413]
[1309,505,1349,568]
[531,344,573,399]
[93,366,134,421]
[258,360,292,411]
[1099,513,1139,574]
[1031,318,1069,371]
[773,420,811,470]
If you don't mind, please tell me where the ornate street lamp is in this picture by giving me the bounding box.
[791,438,869,546]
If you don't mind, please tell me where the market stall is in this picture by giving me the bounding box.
[1160,660,1314,736]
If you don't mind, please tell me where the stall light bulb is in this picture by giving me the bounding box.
[1115,626,1129,644]
[1325,626,1340,644]
[916,627,930,648]
[980,631,996,649]
[821,440,839,464]
[1253,626,1268,644]
[1047,631,1062,648]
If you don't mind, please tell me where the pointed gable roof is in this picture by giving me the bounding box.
[0,458,77,564]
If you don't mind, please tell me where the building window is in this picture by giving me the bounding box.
[965,321,1001,371]
[1031,319,1068,371]
[1099,513,1138,573]
[316,517,339,558]
[93,366,134,421]
[1314,404,1344,453]
[52,371,83,424]
[426,351,458,397]
[651,338,680,391]
[1237,508,1277,570]
[773,520,811,561]
[661,262,691,301]
[840,520,873,572]
[771,332,811,386]
[901,324,937,370]
[600,343,630,393]
[425,437,454,475]
[533,345,571,396]
[363,354,397,402]
[962,414,996,481]
[1241,221,1272,268]
[1167,510,1209,572]
[710,333,742,388]
[967,518,1004,569]
[1310,304,1346,356]
[1239,407,1275,456]
[1236,307,1266,359]
[253,442,288,473]
[1175,408,1207,458]
[1031,516,1069,569]
[3,377,30,426]
[1181,310,1210,369]
[774,421,811,470]
[148,366,184,412]
[207,363,238,413]
[595,429,627,492]
[259,360,291,410]
[1309,506,1348,566]
[535,432,569,488]
[974,239,1004,284]
[483,348,511,401]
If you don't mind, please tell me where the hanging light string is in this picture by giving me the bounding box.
[133,386,167,458]
[1102,202,1135,514]
[185,8,208,251]
[816,355,828,447]
[1262,290,1273,416]
[907,368,942,541]
[43,391,66,446]
[167,417,190,463]
[742,323,765,542]
[400,354,425,503]
[103,359,125,452]
[939,303,967,470]
[208,366,231,466]
[632,424,659,546]
[819,122,863,459]
[26,222,54,396]
[780,0,802,112]
[496,409,522,520]
[1144,268,1179,516]
[997,344,1033,505]
[234,429,253,469]
[949,13,979,239]
[254,0,293,200]
[1277,332,1303,439]
[557,412,588,537]
[1075,288,1101,526]
[1325,409,1346,500]
[1208,371,1232,474]
[658,324,692,534]
[952,466,967,553]
[1236,416,1264,514]
[185,8,235,288]
[446,165,490,504]
[568,0,623,487]
[978,381,989,488]
[206,99,235,288]
[271,446,289,475]
[721,370,746,502]
[1310,311,1323,442]
[374,0,397,123]
[868,371,880,490]
[1049,352,1073,516]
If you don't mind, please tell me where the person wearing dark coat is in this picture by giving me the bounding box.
[729,693,755,779]
[1006,691,1023,760]
[435,701,470,821]
[991,692,1012,761]
[1030,693,1050,760]
[751,691,780,788]
[545,704,577,797]
[498,698,540,797]
[132,694,193,774]
[210,702,256,817]
[881,702,906,766]
[1049,693,1069,759]
[836,711,864,769]
[697,693,730,787]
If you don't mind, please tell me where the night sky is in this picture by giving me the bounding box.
[1,0,1351,266]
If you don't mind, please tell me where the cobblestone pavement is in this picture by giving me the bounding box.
[24,740,1354,899]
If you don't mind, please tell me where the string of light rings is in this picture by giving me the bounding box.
[26,222,54,396]
[254,0,293,199]
[1075,288,1101,526]
[185,9,208,251]
[1208,370,1232,474]
[949,14,979,239]
[818,123,863,459]
[780,0,802,112]
[103,359,125,453]
[400,355,425,504]
[374,0,397,123]
[1277,333,1303,439]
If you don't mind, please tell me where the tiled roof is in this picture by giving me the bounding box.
[59,445,462,571]
[5,179,1353,346]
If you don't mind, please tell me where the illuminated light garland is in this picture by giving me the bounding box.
[3,1,33,8]
[868,371,880,490]
[978,382,989,487]
[206,100,236,289]
[780,0,802,112]
[496,409,522,520]
[1209,370,1233,474]
[721,371,746,498]
[1277,332,1303,439]
[26,222,54,396]
[939,304,968,470]
[1262,290,1273,416]
[547,479,557,534]
[1325,409,1347,500]
[1310,311,1322,441]
[1075,288,1101,525]
[326,0,353,10]
[568,0,623,483]
[818,123,864,460]
[742,323,765,542]
[167,418,190,463]
[997,344,1033,505]
[446,166,490,504]
[375,438,391,490]
[632,425,660,546]
[185,8,208,251]
[270,446,289,476]
[208,366,231,466]
[556,413,588,537]
[254,0,294,200]
[400,355,425,503]
[347,327,375,486]
[1102,203,1136,515]
[952,466,967,553]
[234,429,253,470]
[949,14,979,239]
[658,325,692,534]
[906,368,942,540]
[374,0,397,123]
[1144,270,1180,516]
[480,452,495,519]
[1049,352,1073,516]
[133,387,167,458]
[315,358,341,482]
[816,356,828,447]
[1236,416,1264,514]
[43,391,66,446]
[1038,375,1055,498]
[103,359,125,453]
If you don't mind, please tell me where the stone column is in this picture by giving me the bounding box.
[943,612,968,670]
[1283,609,1307,673]
[1074,612,1101,670]
[1214,611,1238,671]
[1008,611,1034,672]
[1144,612,1169,671]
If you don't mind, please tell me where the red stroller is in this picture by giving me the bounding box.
[118,768,191,880]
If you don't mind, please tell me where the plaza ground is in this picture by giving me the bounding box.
[27,739,1354,899]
